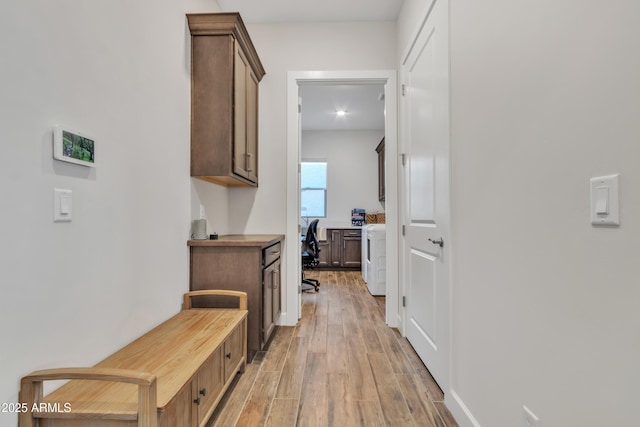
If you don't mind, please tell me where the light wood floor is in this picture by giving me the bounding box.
[208,271,458,427]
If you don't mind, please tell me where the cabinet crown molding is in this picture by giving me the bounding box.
[187,12,265,81]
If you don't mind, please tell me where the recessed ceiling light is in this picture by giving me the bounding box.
[336,110,346,116]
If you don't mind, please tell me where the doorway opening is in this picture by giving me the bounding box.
[284,70,398,328]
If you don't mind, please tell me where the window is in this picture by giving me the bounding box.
[301,161,327,218]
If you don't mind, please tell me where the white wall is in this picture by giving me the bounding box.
[0,1,223,426]
[301,130,384,228]
[228,21,397,234]
[400,1,640,426]
[226,22,396,325]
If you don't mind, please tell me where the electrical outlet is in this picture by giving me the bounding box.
[199,205,206,219]
[523,405,540,427]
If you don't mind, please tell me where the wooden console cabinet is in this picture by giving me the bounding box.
[189,235,284,361]
[187,13,265,187]
[19,290,248,427]
[317,228,361,270]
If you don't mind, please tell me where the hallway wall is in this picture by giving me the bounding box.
[0,2,223,425]
[401,1,640,426]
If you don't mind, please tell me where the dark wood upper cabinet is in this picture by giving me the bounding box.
[376,138,385,202]
[187,13,265,187]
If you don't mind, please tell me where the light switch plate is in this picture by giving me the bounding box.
[590,174,619,226]
[54,188,72,222]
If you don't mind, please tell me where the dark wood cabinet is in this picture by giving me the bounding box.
[316,229,361,270]
[329,229,343,267]
[342,229,363,268]
[376,138,385,202]
[188,235,284,361]
[317,240,330,268]
[187,13,265,187]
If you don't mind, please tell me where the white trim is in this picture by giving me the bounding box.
[284,70,398,327]
[447,389,483,427]
[400,0,437,66]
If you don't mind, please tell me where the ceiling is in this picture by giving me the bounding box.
[300,84,385,131]
[217,0,404,24]
[217,0,396,131]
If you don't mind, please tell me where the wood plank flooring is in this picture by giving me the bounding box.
[207,271,458,427]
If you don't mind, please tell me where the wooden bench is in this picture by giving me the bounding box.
[19,290,248,427]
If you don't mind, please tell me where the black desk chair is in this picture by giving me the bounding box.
[301,219,320,292]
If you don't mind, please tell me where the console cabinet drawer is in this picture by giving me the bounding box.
[263,242,282,267]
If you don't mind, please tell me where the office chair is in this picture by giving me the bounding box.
[301,219,320,292]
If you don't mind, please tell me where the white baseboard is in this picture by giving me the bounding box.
[278,311,299,327]
[446,389,482,427]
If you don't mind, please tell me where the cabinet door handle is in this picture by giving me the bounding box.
[199,388,207,396]
[226,352,232,359]
[246,153,253,172]
[194,396,201,405]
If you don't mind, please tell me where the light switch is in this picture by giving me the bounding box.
[590,174,619,226]
[594,186,609,214]
[54,188,72,222]
[60,195,70,214]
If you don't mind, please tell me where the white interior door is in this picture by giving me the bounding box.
[402,0,451,392]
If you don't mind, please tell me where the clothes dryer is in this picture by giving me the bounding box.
[365,224,386,296]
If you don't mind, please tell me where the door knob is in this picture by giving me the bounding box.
[428,238,444,248]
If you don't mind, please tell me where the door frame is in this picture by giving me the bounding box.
[284,70,399,327]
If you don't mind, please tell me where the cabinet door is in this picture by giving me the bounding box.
[272,258,281,325]
[263,261,275,344]
[342,234,362,268]
[158,383,192,427]
[317,240,330,268]
[224,324,244,383]
[246,69,259,183]
[192,349,223,426]
[329,229,342,267]
[233,44,249,180]
[376,138,385,202]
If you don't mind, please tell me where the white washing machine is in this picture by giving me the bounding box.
[364,224,386,296]
[361,225,369,283]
